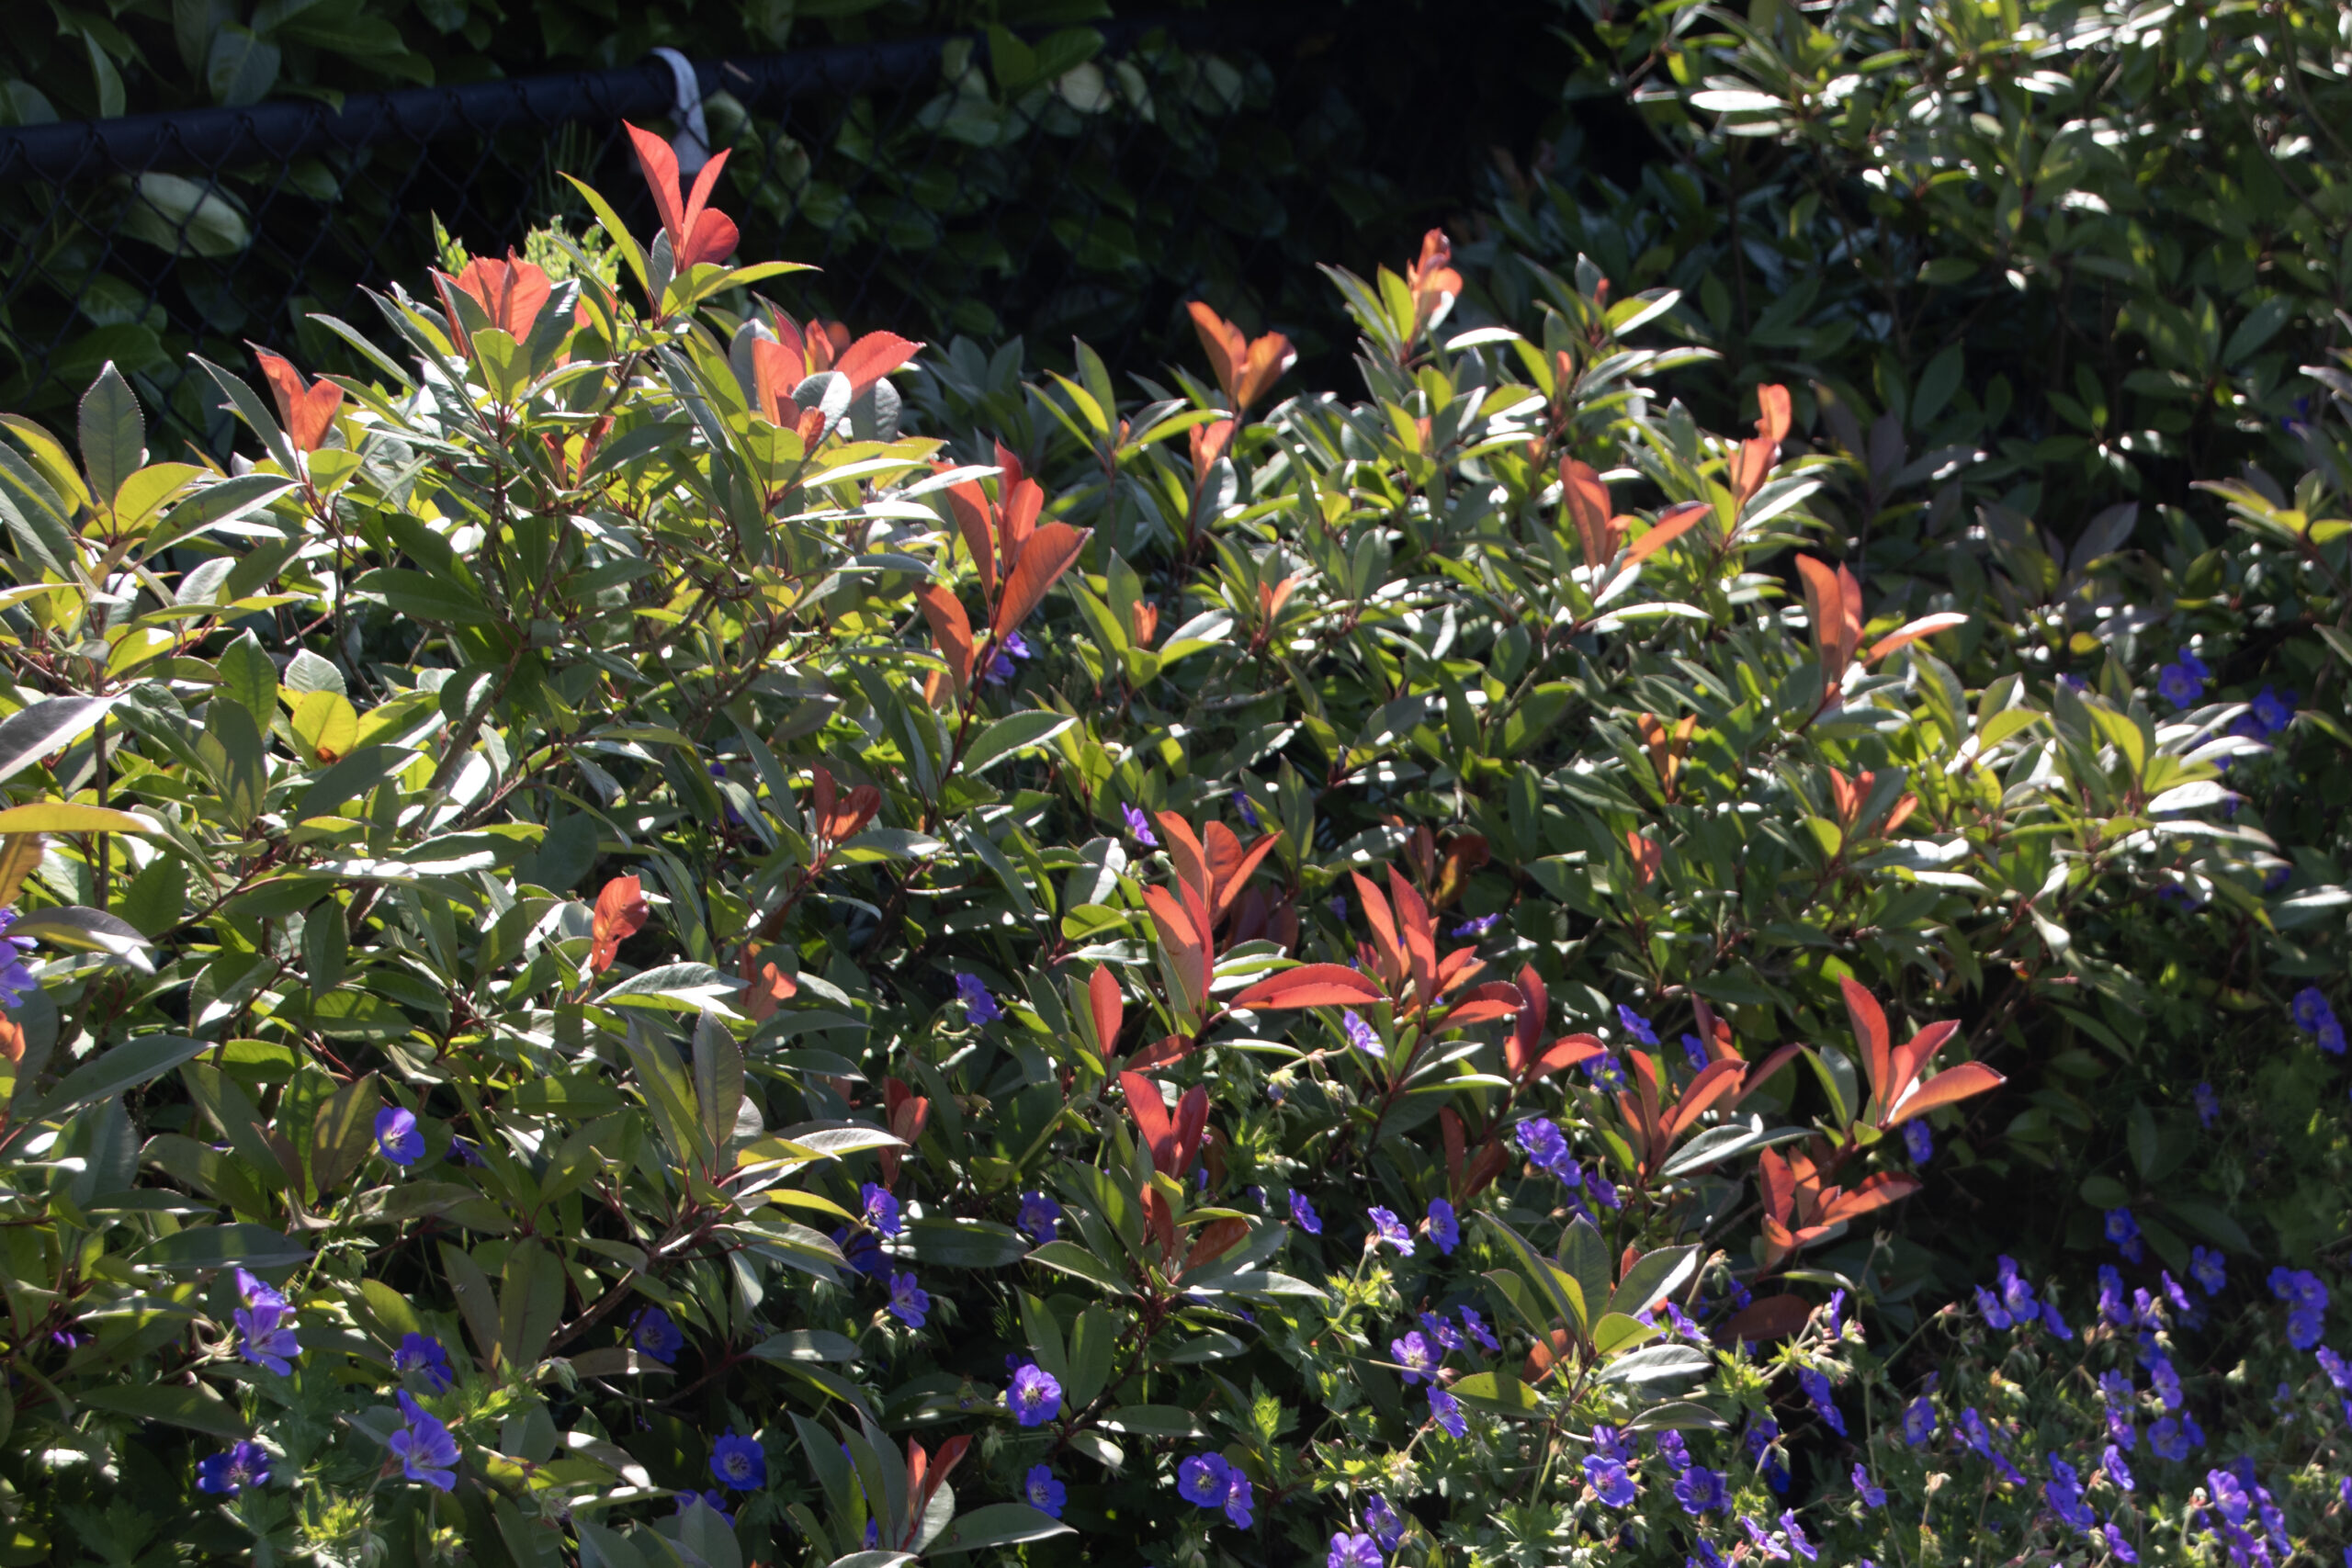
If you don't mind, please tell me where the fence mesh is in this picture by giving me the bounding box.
[0,13,1502,456]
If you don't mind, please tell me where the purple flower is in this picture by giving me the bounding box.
[1615,1005,1657,1045]
[956,972,1002,1025]
[1008,1362,1063,1427]
[1419,1311,1463,1351]
[1974,1286,2014,1331]
[1368,1206,1414,1257]
[2294,987,2335,1032]
[1342,1010,1383,1057]
[1691,1543,1728,1568]
[834,1225,888,1278]
[710,1428,766,1491]
[1852,1462,1884,1507]
[374,1106,425,1166]
[1291,1191,1323,1234]
[2046,1456,2096,1530]
[2159,652,2209,706]
[1996,1255,2038,1317]
[2150,1416,2193,1461]
[1676,1464,1730,1516]
[1228,789,1261,830]
[1178,1453,1232,1508]
[2148,1356,2184,1411]
[2251,686,2295,735]
[1586,1053,1628,1091]
[1590,1424,1630,1462]
[2105,1523,2139,1562]
[1514,1117,1575,1179]
[1681,1032,1711,1071]
[1741,1516,1790,1562]
[2106,1208,2144,1262]
[1655,1431,1691,1471]
[2191,1247,2227,1296]
[1451,912,1502,938]
[1425,1198,1459,1256]
[2324,1017,2346,1055]
[1781,1512,1817,1561]
[197,1440,271,1495]
[0,909,37,1007]
[2193,1082,2219,1127]
[1392,1331,1437,1385]
[981,631,1032,686]
[392,1332,455,1393]
[1016,1190,1061,1244]
[2104,1445,2136,1492]
[1903,1122,1933,1163]
[1583,1454,1636,1507]
[2041,1301,2075,1339]
[233,1269,300,1376]
[445,1135,484,1167]
[389,1390,459,1491]
[861,1182,903,1238]
[1428,1386,1465,1438]
[1122,803,1159,847]
[630,1305,684,1364]
[1328,1532,1382,1568]
[1902,1397,1936,1447]
[1223,1468,1255,1528]
[1025,1464,1066,1518]
[2317,1346,2351,1392]
[1363,1492,1405,1549]
[1460,1306,1498,1351]
[1797,1368,1845,1435]
[888,1271,930,1327]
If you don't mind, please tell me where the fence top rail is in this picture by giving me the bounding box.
[0,16,1219,187]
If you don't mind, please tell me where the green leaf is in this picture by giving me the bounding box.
[1024,1240,1134,1295]
[81,1383,246,1438]
[962,710,1080,776]
[134,1223,310,1271]
[77,363,144,503]
[0,695,114,786]
[1097,1404,1204,1437]
[1448,1371,1545,1417]
[906,1217,1030,1268]
[352,567,499,626]
[748,1329,863,1364]
[37,1033,208,1119]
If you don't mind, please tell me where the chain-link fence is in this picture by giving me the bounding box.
[0,9,1527,455]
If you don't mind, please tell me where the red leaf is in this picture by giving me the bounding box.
[1126,1034,1192,1071]
[1232,964,1386,1010]
[1865,612,1969,664]
[1530,1032,1606,1080]
[831,332,922,400]
[943,473,998,601]
[740,946,797,1023]
[1793,555,1848,682]
[1434,980,1524,1028]
[1140,1185,1178,1260]
[1841,976,1891,1112]
[1560,457,1615,569]
[1087,966,1123,1059]
[589,874,649,974]
[250,349,342,455]
[1718,1292,1812,1343]
[1820,1170,1923,1224]
[912,583,974,692]
[1730,435,1776,503]
[1508,963,1550,1078]
[1886,1061,2005,1127]
[1756,383,1792,444]
[1186,301,1245,410]
[1886,1019,1963,1105]
[623,123,685,250]
[447,251,552,341]
[1627,501,1710,565]
[1182,1216,1249,1276]
[1121,1070,1176,1171]
[992,520,1090,638]
[1001,479,1045,570]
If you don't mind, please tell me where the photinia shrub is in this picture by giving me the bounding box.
[0,115,2337,1568]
